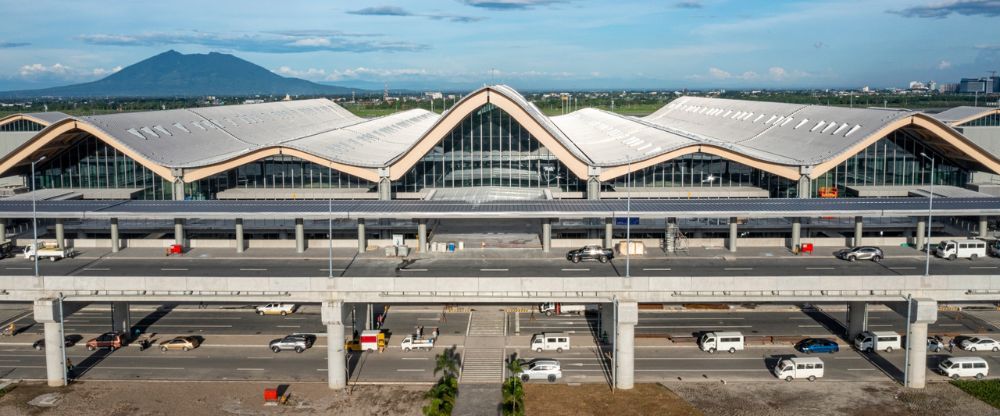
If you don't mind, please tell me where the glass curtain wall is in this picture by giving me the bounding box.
[188,155,374,200]
[607,152,797,198]
[959,113,1000,127]
[395,103,584,192]
[0,119,45,132]
[811,129,969,197]
[35,135,172,200]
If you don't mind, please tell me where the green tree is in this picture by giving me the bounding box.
[423,346,461,416]
[501,353,526,416]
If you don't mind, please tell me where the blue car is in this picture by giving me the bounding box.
[796,338,840,354]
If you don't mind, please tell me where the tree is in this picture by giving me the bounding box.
[501,353,526,416]
[423,346,461,416]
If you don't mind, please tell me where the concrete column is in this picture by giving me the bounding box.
[235,218,245,253]
[542,219,552,253]
[906,322,929,388]
[357,219,366,254]
[587,176,601,200]
[173,218,185,246]
[854,216,863,247]
[322,301,347,390]
[417,220,427,252]
[55,218,65,249]
[728,217,738,253]
[797,175,811,199]
[111,302,130,338]
[916,218,926,251]
[110,218,120,253]
[604,217,613,249]
[846,301,868,340]
[616,301,638,390]
[791,217,801,251]
[0,218,6,242]
[979,216,989,238]
[171,180,185,201]
[378,178,391,201]
[514,311,520,335]
[295,218,305,253]
[34,299,66,387]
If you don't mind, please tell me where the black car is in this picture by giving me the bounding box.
[33,336,76,350]
[566,245,614,263]
[835,246,884,262]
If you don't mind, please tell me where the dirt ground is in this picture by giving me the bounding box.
[524,383,704,416]
[0,381,427,416]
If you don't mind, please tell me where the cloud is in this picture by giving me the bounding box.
[459,0,563,10]
[938,60,953,70]
[348,5,484,22]
[674,1,703,8]
[889,0,1000,18]
[813,41,826,49]
[91,65,123,77]
[768,66,788,80]
[275,66,328,79]
[13,62,123,83]
[704,67,757,80]
[19,63,73,77]
[0,41,29,48]
[76,30,428,53]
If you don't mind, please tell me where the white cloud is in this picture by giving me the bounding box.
[938,60,953,70]
[91,65,123,77]
[769,66,788,80]
[274,66,327,79]
[19,63,72,77]
[706,67,757,80]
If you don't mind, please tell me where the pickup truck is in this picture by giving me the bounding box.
[538,302,598,317]
[256,303,296,316]
[269,334,315,353]
[23,242,74,262]
[401,336,434,352]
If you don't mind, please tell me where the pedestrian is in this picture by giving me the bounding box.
[65,358,73,378]
[948,337,955,352]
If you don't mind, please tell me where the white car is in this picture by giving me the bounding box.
[520,359,562,383]
[961,336,1000,352]
[256,303,296,316]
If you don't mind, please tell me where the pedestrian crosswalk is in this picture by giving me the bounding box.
[460,347,504,384]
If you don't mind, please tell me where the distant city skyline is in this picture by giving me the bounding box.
[0,0,999,91]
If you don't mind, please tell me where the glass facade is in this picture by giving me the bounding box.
[35,135,173,200]
[0,119,45,132]
[608,152,798,198]
[959,113,1000,127]
[811,129,969,197]
[395,103,584,192]
[188,155,375,200]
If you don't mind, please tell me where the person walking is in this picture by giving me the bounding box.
[948,337,956,353]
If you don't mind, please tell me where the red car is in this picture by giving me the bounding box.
[86,331,125,351]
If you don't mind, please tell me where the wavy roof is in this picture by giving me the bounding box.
[1,85,998,184]
[931,106,1000,126]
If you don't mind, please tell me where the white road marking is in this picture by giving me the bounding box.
[971,266,998,269]
[480,268,509,272]
[637,369,762,372]
[889,267,916,270]
[320,269,346,272]
[637,325,753,329]
[643,268,672,271]
[724,267,753,271]
[62,324,233,328]
[83,268,110,271]
[797,325,823,328]
[397,369,425,372]
[402,357,429,360]
[239,268,268,271]
[93,366,186,370]
[401,268,428,272]
[236,368,265,371]
[868,324,894,327]
[806,267,835,270]
[642,317,746,321]
[417,318,441,321]
[246,357,274,360]
[160,268,188,271]
[4,267,31,270]
[847,368,878,371]
[561,268,589,272]
[277,325,300,328]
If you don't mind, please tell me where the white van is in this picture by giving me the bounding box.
[699,331,745,354]
[938,356,989,380]
[935,239,987,260]
[853,331,901,353]
[530,332,570,353]
[773,356,825,382]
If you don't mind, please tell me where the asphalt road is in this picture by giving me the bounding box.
[3,254,1000,277]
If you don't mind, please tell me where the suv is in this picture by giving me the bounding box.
[520,359,562,382]
[269,334,315,353]
[86,331,125,351]
[835,246,884,262]
[566,245,614,263]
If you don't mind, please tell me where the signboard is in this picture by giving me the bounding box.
[614,217,640,226]
[818,187,839,198]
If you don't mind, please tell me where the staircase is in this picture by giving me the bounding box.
[459,347,505,384]
[467,309,507,337]
[453,309,508,415]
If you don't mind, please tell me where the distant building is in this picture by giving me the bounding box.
[909,81,927,90]
[424,92,443,100]
[939,83,959,93]
[960,77,999,93]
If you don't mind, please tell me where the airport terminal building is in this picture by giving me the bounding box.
[1,85,1000,247]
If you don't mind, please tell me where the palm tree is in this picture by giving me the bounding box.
[434,346,461,379]
[502,353,526,416]
[424,347,461,416]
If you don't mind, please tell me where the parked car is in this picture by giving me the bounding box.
[795,338,840,354]
[928,337,945,353]
[32,336,75,350]
[269,334,315,353]
[939,356,989,380]
[256,303,296,316]
[159,336,201,352]
[565,245,614,263]
[835,246,884,262]
[86,331,125,351]
[520,359,562,382]
[961,336,1000,352]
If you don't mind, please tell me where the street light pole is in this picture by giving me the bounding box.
[625,157,631,278]
[31,156,45,278]
[920,153,934,276]
[328,167,334,278]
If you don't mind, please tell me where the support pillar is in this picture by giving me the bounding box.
[235,218,245,253]
[417,220,427,253]
[791,217,801,251]
[111,301,130,339]
[0,218,6,242]
[728,217,738,253]
[322,301,347,390]
[55,218,65,249]
[846,301,868,340]
[378,177,391,201]
[587,175,601,200]
[615,301,638,390]
[110,218,120,253]
[604,218,613,249]
[514,311,520,335]
[34,299,66,387]
[854,216,863,247]
[295,218,305,253]
[979,216,989,238]
[357,219,366,254]
[916,218,926,251]
[173,218,185,247]
[542,219,552,253]
[171,180,185,201]
[797,175,812,198]
[906,322,929,388]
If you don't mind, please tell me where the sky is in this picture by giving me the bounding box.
[0,0,999,91]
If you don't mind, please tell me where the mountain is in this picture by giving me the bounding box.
[0,50,363,98]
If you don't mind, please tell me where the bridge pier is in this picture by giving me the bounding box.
[790,217,801,251]
[896,298,937,388]
[979,216,989,238]
[322,300,347,390]
[916,218,926,251]
[174,219,185,247]
[55,218,65,249]
[615,301,638,390]
[846,301,868,340]
[357,219,366,254]
[295,218,305,253]
[542,219,552,253]
[34,299,67,387]
[110,218,120,253]
[854,216,863,247]
[0,218,5,242]
[728,217,738,252]
[604,217,613,249]
[418,219,427,253]
[235,218,245,253]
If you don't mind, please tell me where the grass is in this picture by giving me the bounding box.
[952,379,1000,409]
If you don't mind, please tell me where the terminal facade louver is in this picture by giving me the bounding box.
[2,85,1000,201]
